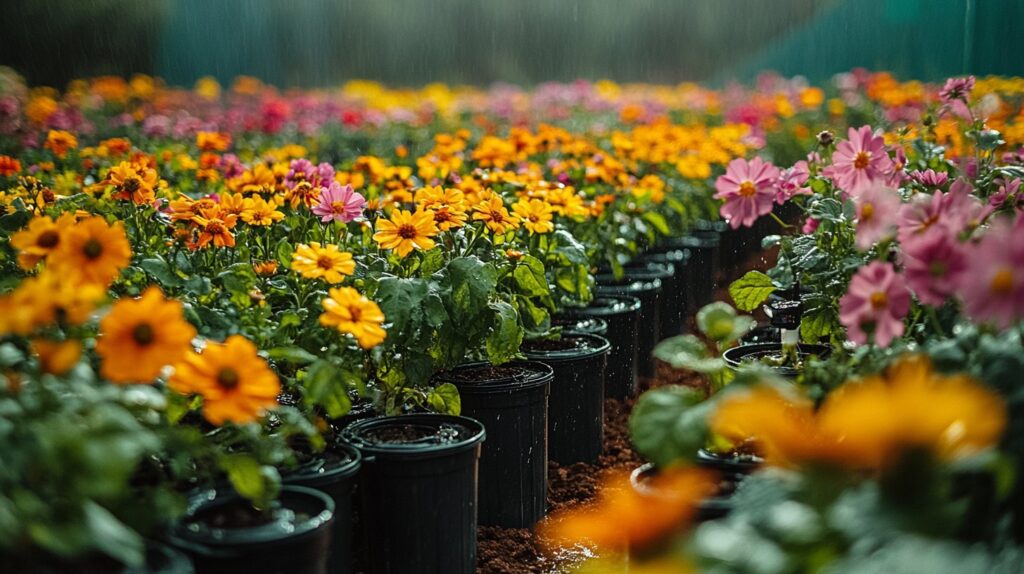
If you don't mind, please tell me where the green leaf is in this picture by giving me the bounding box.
[629,386,711,467]
[140,256,184,288]
[266,347,318,365]
[513,255,550,297]
[427,382,461,415]
[642,212,670,235]
[275,239,295,267]
[418,248,445,277]
[761,234,782,248]
[485,301,523,365]
[729,270,776,312]
[800,307,835,344]
[0,209,30,233]
[807,197,844,222]
[375,276,430,343]
[83,501,144,567]
[447,256,498,321]
[652,334,726,374]
[220,453,279,509]
[303,361,353,418]
[696,302,756,345]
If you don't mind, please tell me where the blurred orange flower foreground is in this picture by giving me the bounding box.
[711,354,1006,470]
[539,467,717,554]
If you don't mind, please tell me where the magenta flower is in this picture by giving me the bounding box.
[910,169,949,189]
[853,185,901,250]
[839,261,911,347]
[774,161,812,204]
[825,126,894,195]
[939,75,975,104]
[897,191,947,244]
[286,159,335,189]
[714,157,780,229]
[901,227,967,306]
[311,182,366,223]
[956,216,1024,329]
[802,217,820,234]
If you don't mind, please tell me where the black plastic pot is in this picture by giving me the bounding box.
[551,315,609,336]
[522,333,611,464]
[640,248,690,337]
[556,295,640,399]
[722,343,832,378]
[595,271,663,379]
[433,361,553,528]
[655,233,719,309]
[627,259,683,341]
[695,448,762,475]
[342,414,485,574]
[124,543,195,574]
[630,463,734,522]
[282,443,361,574]
[169,486,335,574]
[332,399,378,430]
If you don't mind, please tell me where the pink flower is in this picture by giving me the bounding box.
[910,169,949,189]
[956,216,1024,329]
[839,261,911,347]
[825,126,894,195]
[311,182,366,223]
[939,76,975,104]
[853,185,901,249]
[286,159,335,190]
[802,217,820,234]
[774,161,812,204]
[989,178,1021,209]
[901,227,967,306]
[714,157,780,229]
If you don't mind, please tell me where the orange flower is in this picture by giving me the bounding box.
[291,242,355,283]
[44,130,78,159]
[192,206,238,249]
[415,186,468,231]
[540,467,716,552]
[48,216,132,287]
[319,287,387,349]
[241,195,284,226]
[710,355,1006,470]
[472,194,519,234]
[372,208,438,257]
[253,261,279,276]
[31,339,83,376]
[9,213,75,269]
[169,335,281,426]
[196,131,232,152]
[0,155,21,176]
[95,287,197,383]
[510,199,554,234]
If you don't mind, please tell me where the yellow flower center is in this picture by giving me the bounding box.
[854,151,871,169]
[738,181,757,197]
[331,200,347,213]
[132,323,155,346]
[36,230,60,248]
[861,202,874,221]
[398,224,418,239]
[217,367,240,390]
[870,291,888,310]
[83,238,103,259]
[991,268,1014,295]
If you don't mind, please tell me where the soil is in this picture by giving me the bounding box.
[363,424,445,444]
[521,336,586,353]
[442,365,533,384]
[476,241,771,573]
[193,500,275,529]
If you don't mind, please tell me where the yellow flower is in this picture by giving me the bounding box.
[9,213,75,269]
[31,339,83,376]
[95,287,198,384]
[170,335,281,426]
[319,286,387,349]
[414,186,468,231]
[253,261,279,276]
[472,194,519,234]
[372,208,439,257]
[196,131,231,152]
[48,216,132,287]
[543,186,589,217]
[241,195,284,226]
[511,199,554,234]
[291,242,355,283]
[102,161,159,205]
[711,355,1005,470]
[44,130,78,159]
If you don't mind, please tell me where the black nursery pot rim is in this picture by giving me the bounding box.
[559,295,641,317]
[285,441,362,486]
[433,360,554,394]
[629,462,733,520]
[172,485,334,547]
[550,315,609,336]
[341,414,486,460]
[722,342,833,377]
[521,332,612,363]
[594,274,663,292]
[696,448,763,472]
[623,261,675,279]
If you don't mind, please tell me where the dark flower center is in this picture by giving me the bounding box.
[317,255,335,270]
[133,323,155,345]
[854,151,871,169]
[217,367,240,389]
[123,178,141,193]
[36,230,60,248]
[397,224,418,239]
[83,238,103,259]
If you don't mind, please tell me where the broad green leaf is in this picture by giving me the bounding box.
[427,382,461,415]
[266,347,318,365]
[800,307,834,344]
[513,255,550,297]
[375,276,429,338]
[696,302,756,345]
[447,256,498,320]
[642,212,670,235]
[303,361,353,418]
[652,334,726,374]
[485,301,523,365]
[729,270,776,312]
[140,256,184,287]
[275,239,295,267]
[84,501,144,567]
[220,453,279,509]
[629,386,711,467]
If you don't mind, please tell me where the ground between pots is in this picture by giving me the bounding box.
[476,246,773,574]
